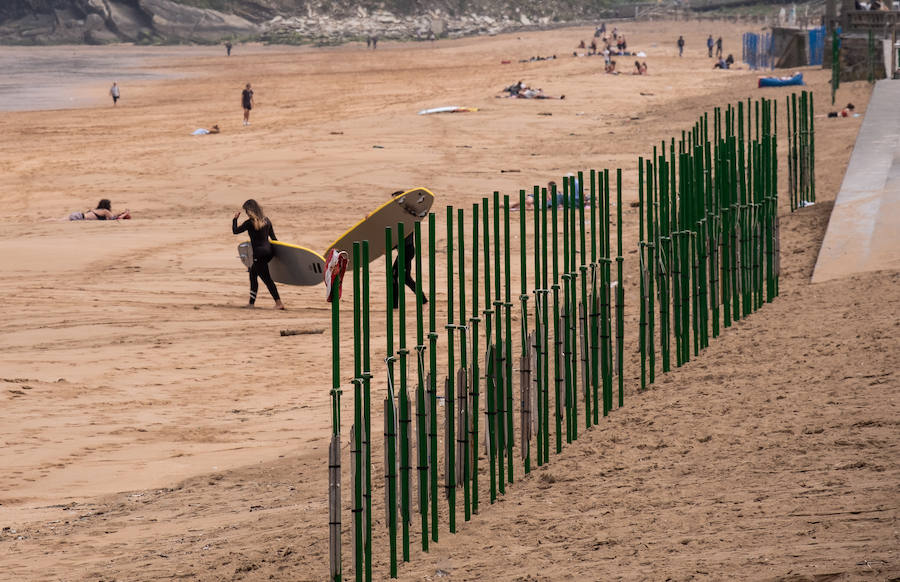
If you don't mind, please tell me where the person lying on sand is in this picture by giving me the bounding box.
[68,199,130,221]
[511,180,586,210]
[519,88,565,99]
[192,124,220,135]
[503,80,526,96]
[825,103,856,118]
[499,82,564,99]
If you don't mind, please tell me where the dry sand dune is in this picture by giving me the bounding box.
[0,20,897,581]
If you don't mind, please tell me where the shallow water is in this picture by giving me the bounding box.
[0,46,208,112]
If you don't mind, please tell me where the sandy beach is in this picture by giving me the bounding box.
[0,20,897,581]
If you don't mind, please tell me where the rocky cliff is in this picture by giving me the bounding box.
[0,0,261,44]
[0,0,619,45]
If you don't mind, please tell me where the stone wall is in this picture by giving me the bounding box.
[824,33,888,81]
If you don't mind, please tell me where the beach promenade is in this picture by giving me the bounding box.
[812,79,900,283]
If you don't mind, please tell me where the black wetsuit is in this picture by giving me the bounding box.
[233,217,280,304]
[392,233,427,308]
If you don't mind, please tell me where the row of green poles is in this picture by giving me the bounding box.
[332,103,792,575]
[337,167,645,579]
[786,91,816,212]
[637,96,783,395]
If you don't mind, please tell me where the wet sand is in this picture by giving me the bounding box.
[0,21,897,581]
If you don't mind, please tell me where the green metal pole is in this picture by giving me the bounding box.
[492,192,505,495]
[561,181,572,443]
[445,208,456,534]
[412,223,428,552]
[832,29,840,105]
[648,157,656,383]
[329,259,343,582]
[427,215,438,544]
[361,241,372,582]
[616,169,624,408]
[469,203,481,514]
[578,173,590,429]
[457,208,470,522]
[569,177,579,438]
[540,188,550,462]
[352,243,363,581]
[639,158,647,391]
[550,182,562,454]
[531,187,543,467]
[383,227,397,579]
[503,195,514,484]
[482,198,496,504]
[601,170,611,415]
[590,170,600,422]
[396,223,410,562]
[519,190,532,474]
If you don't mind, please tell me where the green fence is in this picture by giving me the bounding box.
[330,93,794,581]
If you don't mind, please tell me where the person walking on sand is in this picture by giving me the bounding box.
[109,82,120,106]
[232,199,284,310]
[225,41,232,56]
[388,191,428,308]
[707,35,714,57]
[677,35,685,57]
[241,83,253,126]
[716,36,723,58]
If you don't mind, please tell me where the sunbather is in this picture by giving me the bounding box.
[68,199,130,221]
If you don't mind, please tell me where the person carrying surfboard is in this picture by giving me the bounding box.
[232,199,284,310]
[388,191,428,309]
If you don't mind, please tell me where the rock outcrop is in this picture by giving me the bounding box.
[0,0,260,44]
[0,0,615,44]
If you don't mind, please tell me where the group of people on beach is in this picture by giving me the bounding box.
[575,25,639,61]
[706,35,724,58]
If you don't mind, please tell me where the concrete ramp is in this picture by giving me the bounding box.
[812,80,900,283]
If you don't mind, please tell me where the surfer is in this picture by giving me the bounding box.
[232,199,284,310]
[389,191,428,309]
